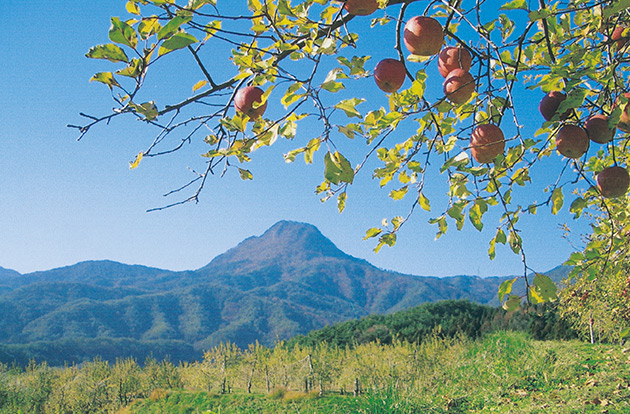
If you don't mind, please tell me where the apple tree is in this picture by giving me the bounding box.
[72,0,630,339]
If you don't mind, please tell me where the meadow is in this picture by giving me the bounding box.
[2,331,629,413]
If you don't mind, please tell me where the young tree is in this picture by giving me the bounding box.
[73,0,630,318]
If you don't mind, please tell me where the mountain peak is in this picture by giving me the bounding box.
[201,221,347,271]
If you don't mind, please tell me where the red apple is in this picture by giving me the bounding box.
[585,114,615,144]
[438,46,472,78]
[374,59,406,93]
[234,86,267,120]
[403,16,444,56]
[443,69,475,105]
[344,0,379,16]
[612,26,629,50]
[556,124,589,159]
[470,124,505,164]
[597,166,630,198]
[539,91,571,122]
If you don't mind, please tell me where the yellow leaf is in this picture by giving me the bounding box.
[126,0,140,15]
[192,80,208,92]
[418,192,431,211]
[204,21,222,40]
[129,152,143,169]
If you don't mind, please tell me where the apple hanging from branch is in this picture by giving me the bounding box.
[403,16,444,56]
[234,86,267,121]
[374,58,406,93]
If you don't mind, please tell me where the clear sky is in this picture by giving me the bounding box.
[0,1,591,277]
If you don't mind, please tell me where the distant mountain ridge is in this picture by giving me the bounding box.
[0,220,570,365]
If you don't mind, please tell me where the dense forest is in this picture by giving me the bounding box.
[287,300,578,348]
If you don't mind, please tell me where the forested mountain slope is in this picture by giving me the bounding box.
[0,221,568,364]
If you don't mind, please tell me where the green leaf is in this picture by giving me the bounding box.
[321,81,345,93]
[335,98,365,119]
[502,295,521,312]
[551,187,563,215]
[157,15,191,41]
[116,58,143,78]
[139,17,161,40]
[158,32,198,56]
[468,198,488,232]
[529,287,544,304]
[374,232,396,253]
[109,17,138,49]
[281,82,304,109]
[603,0,630,19]
[364,227,382,240]
[621,327,630,339]
[337,192,347,213]
[495,228,507,244]
[507,231,521,254]
[238,168,253,180]
[532,273,558,302]
[498,277,518,301]
[86,44,129,63]
[529,9,551,21]
[277,0,296,17]
[569,197,587,218]
[304,138,320,164]
[389,186,408,201]
[499,0,527,10]
[324,151,354,185]
[89,72,121,90]
[447,202,466,230]
[130,101,158,121]
[489,237,497,260]
[429,216,448,239]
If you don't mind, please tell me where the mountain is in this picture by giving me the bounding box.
[0,266,21,295]
[0,220,568,365]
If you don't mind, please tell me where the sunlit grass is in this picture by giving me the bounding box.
[124,332,630,414]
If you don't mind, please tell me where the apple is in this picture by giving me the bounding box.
[234,86,267,120]
[597,165,630,198]
[403,16,444,56]
[585,114,615,144]
[612,26,629,50]
[443,69,475,105]
[343,0,379,16]
[539,91,571,122]
[438,46,472,78]
[374,59,406,93]
[616,93,630,133]
[470,124,505,163]
[555,124,589,159]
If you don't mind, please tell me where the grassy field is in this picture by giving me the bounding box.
[121,332,630,414]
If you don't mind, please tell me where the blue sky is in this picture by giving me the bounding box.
[0,1,591,277]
